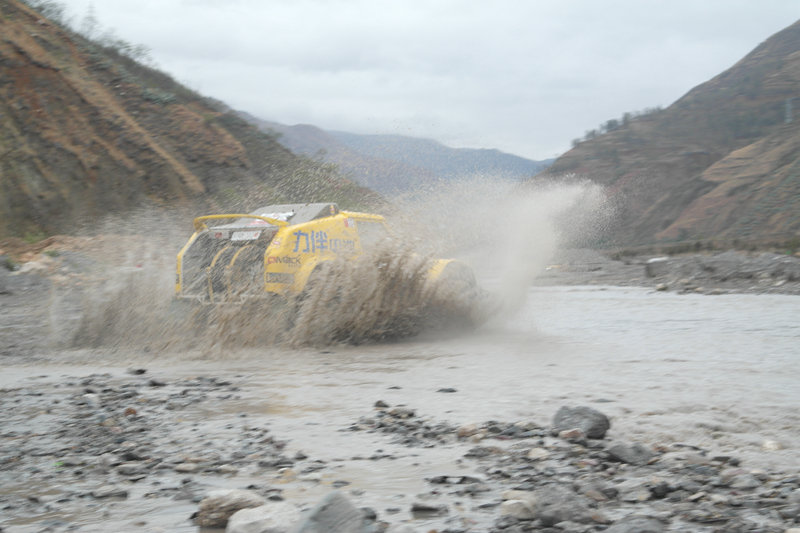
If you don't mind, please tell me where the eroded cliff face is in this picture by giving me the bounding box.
[657,119,800,243]
[542,20,800,247]
[0,1,375,238]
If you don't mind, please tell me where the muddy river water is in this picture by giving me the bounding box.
[2,284,799,532]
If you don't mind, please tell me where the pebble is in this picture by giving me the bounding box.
[606,441,654,465]
[526,447,550,461]
[499,499,535,520]
[763,439,784,451]
[410,501,448,516]
[195,489,267,528]
[90,485,129,499]
[117,462,145,475]
[174,462,200,473]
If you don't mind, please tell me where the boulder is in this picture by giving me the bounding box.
[289,491,370,533]
[551,406,610,439]
[226,502,301,533]
[196,489,267,528]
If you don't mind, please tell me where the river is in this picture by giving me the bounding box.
[2,284,798,532]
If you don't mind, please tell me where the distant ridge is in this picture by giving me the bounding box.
[241,116,553,194]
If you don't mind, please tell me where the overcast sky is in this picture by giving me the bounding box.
[54,0,799,160]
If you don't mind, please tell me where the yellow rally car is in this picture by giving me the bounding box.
[175,202,476,304]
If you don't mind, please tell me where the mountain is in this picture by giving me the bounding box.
[541,20,800,248]
[243,117,553,194]
[0,0,377,239]
[237,116,436,193]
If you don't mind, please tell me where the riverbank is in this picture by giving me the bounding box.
[536,248,800,295]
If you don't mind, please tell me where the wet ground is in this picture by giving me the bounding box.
[2,257,800,532]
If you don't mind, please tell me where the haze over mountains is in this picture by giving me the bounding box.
[0,0,798,250]
[239,116,553,194]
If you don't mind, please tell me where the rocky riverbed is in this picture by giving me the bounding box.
[535,249,800,295]
[1,241,799,532]
[2,368,799,532]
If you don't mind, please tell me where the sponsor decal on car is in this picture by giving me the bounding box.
[231,230,261,241]
[292,230,355,253]
[266,256,301,265]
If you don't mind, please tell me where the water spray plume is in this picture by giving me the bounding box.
[48,175,611,352]
[388,174,611,320]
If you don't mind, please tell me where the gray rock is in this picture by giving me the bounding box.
[410,501,448,516]
[730,474,761,490]
[607,441,654,465]
[701,251,760,281]
[116,462,145,475]
[769,255,800,281]
[604,516,665,533]
[0,258,11,294]
[500,499,535,520]
[174,462,200,473]
[645,257,671,277]
[90,485,128,499]
[535,486,591,526]
[196,489,268,528]
[501,489,538,508]
[226,502,301,533]
[617,479,652,503]
[387,407,415,418]
[290,491,370,533]
[552,406,610,439]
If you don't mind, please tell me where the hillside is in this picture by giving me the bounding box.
[542,19,800,248]
[245,118,552,194]
[0,0,377,239]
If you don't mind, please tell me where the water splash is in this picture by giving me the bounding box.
[386,174,612,318]
[50,176,611,351]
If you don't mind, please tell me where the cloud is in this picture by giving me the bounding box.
[57,0,799,159]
